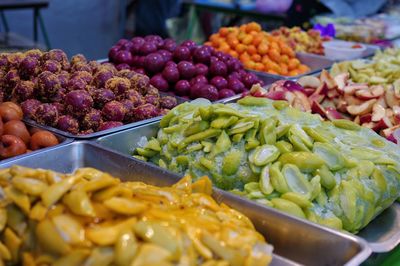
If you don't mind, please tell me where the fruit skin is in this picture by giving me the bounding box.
[57,115,79,134]
[34,103,59,127]
[133,103,159,120]
[65,90,94,118]
[102,101,126,122]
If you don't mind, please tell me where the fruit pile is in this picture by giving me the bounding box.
[206,22,310,76]
[250,70,400,141]
[0,49,178,135]
[0,101,59,159]
[0,166,272,265]
[108,36,262,101]
[331,48,400,85]
[134,97,400,233]
[270,27,329,55]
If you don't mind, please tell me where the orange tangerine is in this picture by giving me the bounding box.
[246,22,262,33]
[268,49,281,63]
[257,42,269,55]
[239,52,251,62]
[279,63,289,75]
[227,38,239,48]
[251,54,261,62]
[247,45,257,55]
[235,43,247,54]
[252,35,263,46]
[229,50,239,58]
[298,64,310,73]
[242,35,254,45]
[219,27,229,37]
[244,60,256,69]
[288,70,300,76]
[254,63,265,71]
[288,58,300,70]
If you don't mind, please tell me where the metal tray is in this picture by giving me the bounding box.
[22,94,186,139]
[95,121,399,253]
[249,52,335,81]
[0,124,72,165]
[0,141,370,265]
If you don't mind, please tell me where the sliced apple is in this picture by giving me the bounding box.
[311,101,327,118]
[285,91,296,106]
[346,99,377,116]
[355,85,384,100]
[393,79,400,99]
[336,99,348,113]
[325,107,344,120]
[371,103,386,122]
[269,80,287,92]
[359,113,372,124]
[372,117,393,131]
[265,90,286,100]
[386,133,397,143]
[382,125,400,138]
[334,73,349,92]
[376,97,387,108]
[320,69,337,90]
[362,122,376,129]
[385,85,400,108]
[354,115,361,125]
[304,88,316,96]
[297,76,321,89]
[327,89,339,99]
[293,91,311,112]
[309,93,325,104]
[343,84,369,95]
[344,94,366,106]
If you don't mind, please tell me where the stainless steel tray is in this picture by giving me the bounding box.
[0,141,370,265]
[22,94,186,139]
[95,121,399,253]
[0,124,72,165]
[249,52,335,81]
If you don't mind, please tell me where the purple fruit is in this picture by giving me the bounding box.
[174,80,190,96]
[226,58,242,72]
[144,53,165,73]
[209,61,227,77]
[173,46,191,62]
[70,54,87,65]
[34,103,59,126]
[160,96,178,109]
[42,49,69,69]
[24,49,43,60]
[210,76,228,90]
[193,46,211,64]
[130,37,145,53]
[177,61,196,79]
[3,69,20,93]
[65,90,93,117]
[118,69,136,79]
[162,65,180,83]
[114,50,133,65]
[144,94,160,107]
[189,83,204,99]
[190,75,208,86]
[125,89,145,107]
[82,109,102,130]
[158,50,172,62]
[108,46,120,62]
[53,102,66,114]
[195,63,208,76]
[21,99,41,119]
[133,103,159,120]
[94,69,114,88]
[144,35,164,47]
[71,71,93,84]
[162,38,177,52]
[102,100,126,121]
[19,56,39,78]
[105,77,131,96]
[43,60,61,73]
[120,99,135,122]
[140,42,157,55]
[228,77,245,93]
[134,68,145,75]
[150,74,169,92]
[146,85,160,96]
[116,63,131,71]
[67,76,87,91]
[71,63,92,74]
[218,88,236,99]
[57,115,79,134]
[92,89,115,108]
[12,80,35,101]
[181,40,197,51]
[242,72,260,88]
[198,84,218,101]
[130,73,150,93]
[98,121,123,131]
[37,71,61,97]
[117,39,130,46]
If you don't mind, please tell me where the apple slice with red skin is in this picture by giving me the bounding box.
[311,101,327,118]
[285,91,296,106]
[382,125,400,138]
[265,90,287,100]
[359,113,372,124]
[386,133,397,143]
[320,69,337,90]
[334,73,349,92]
[325,106,344,120]
[343,94,364,106]
[355,85,384,100]
[297,76,321,89]
[343,84,369,95]
[304,88,316,96]
[372,117,393,131]
[269,80,287,92]
[293,91,311,112]
[347,99,377,116]
[376,97,387,108]
[371,103,386,122]
[362,122,376,129]
[309,93,325,104]
[354,115,361,125]
[385,85,400,108]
